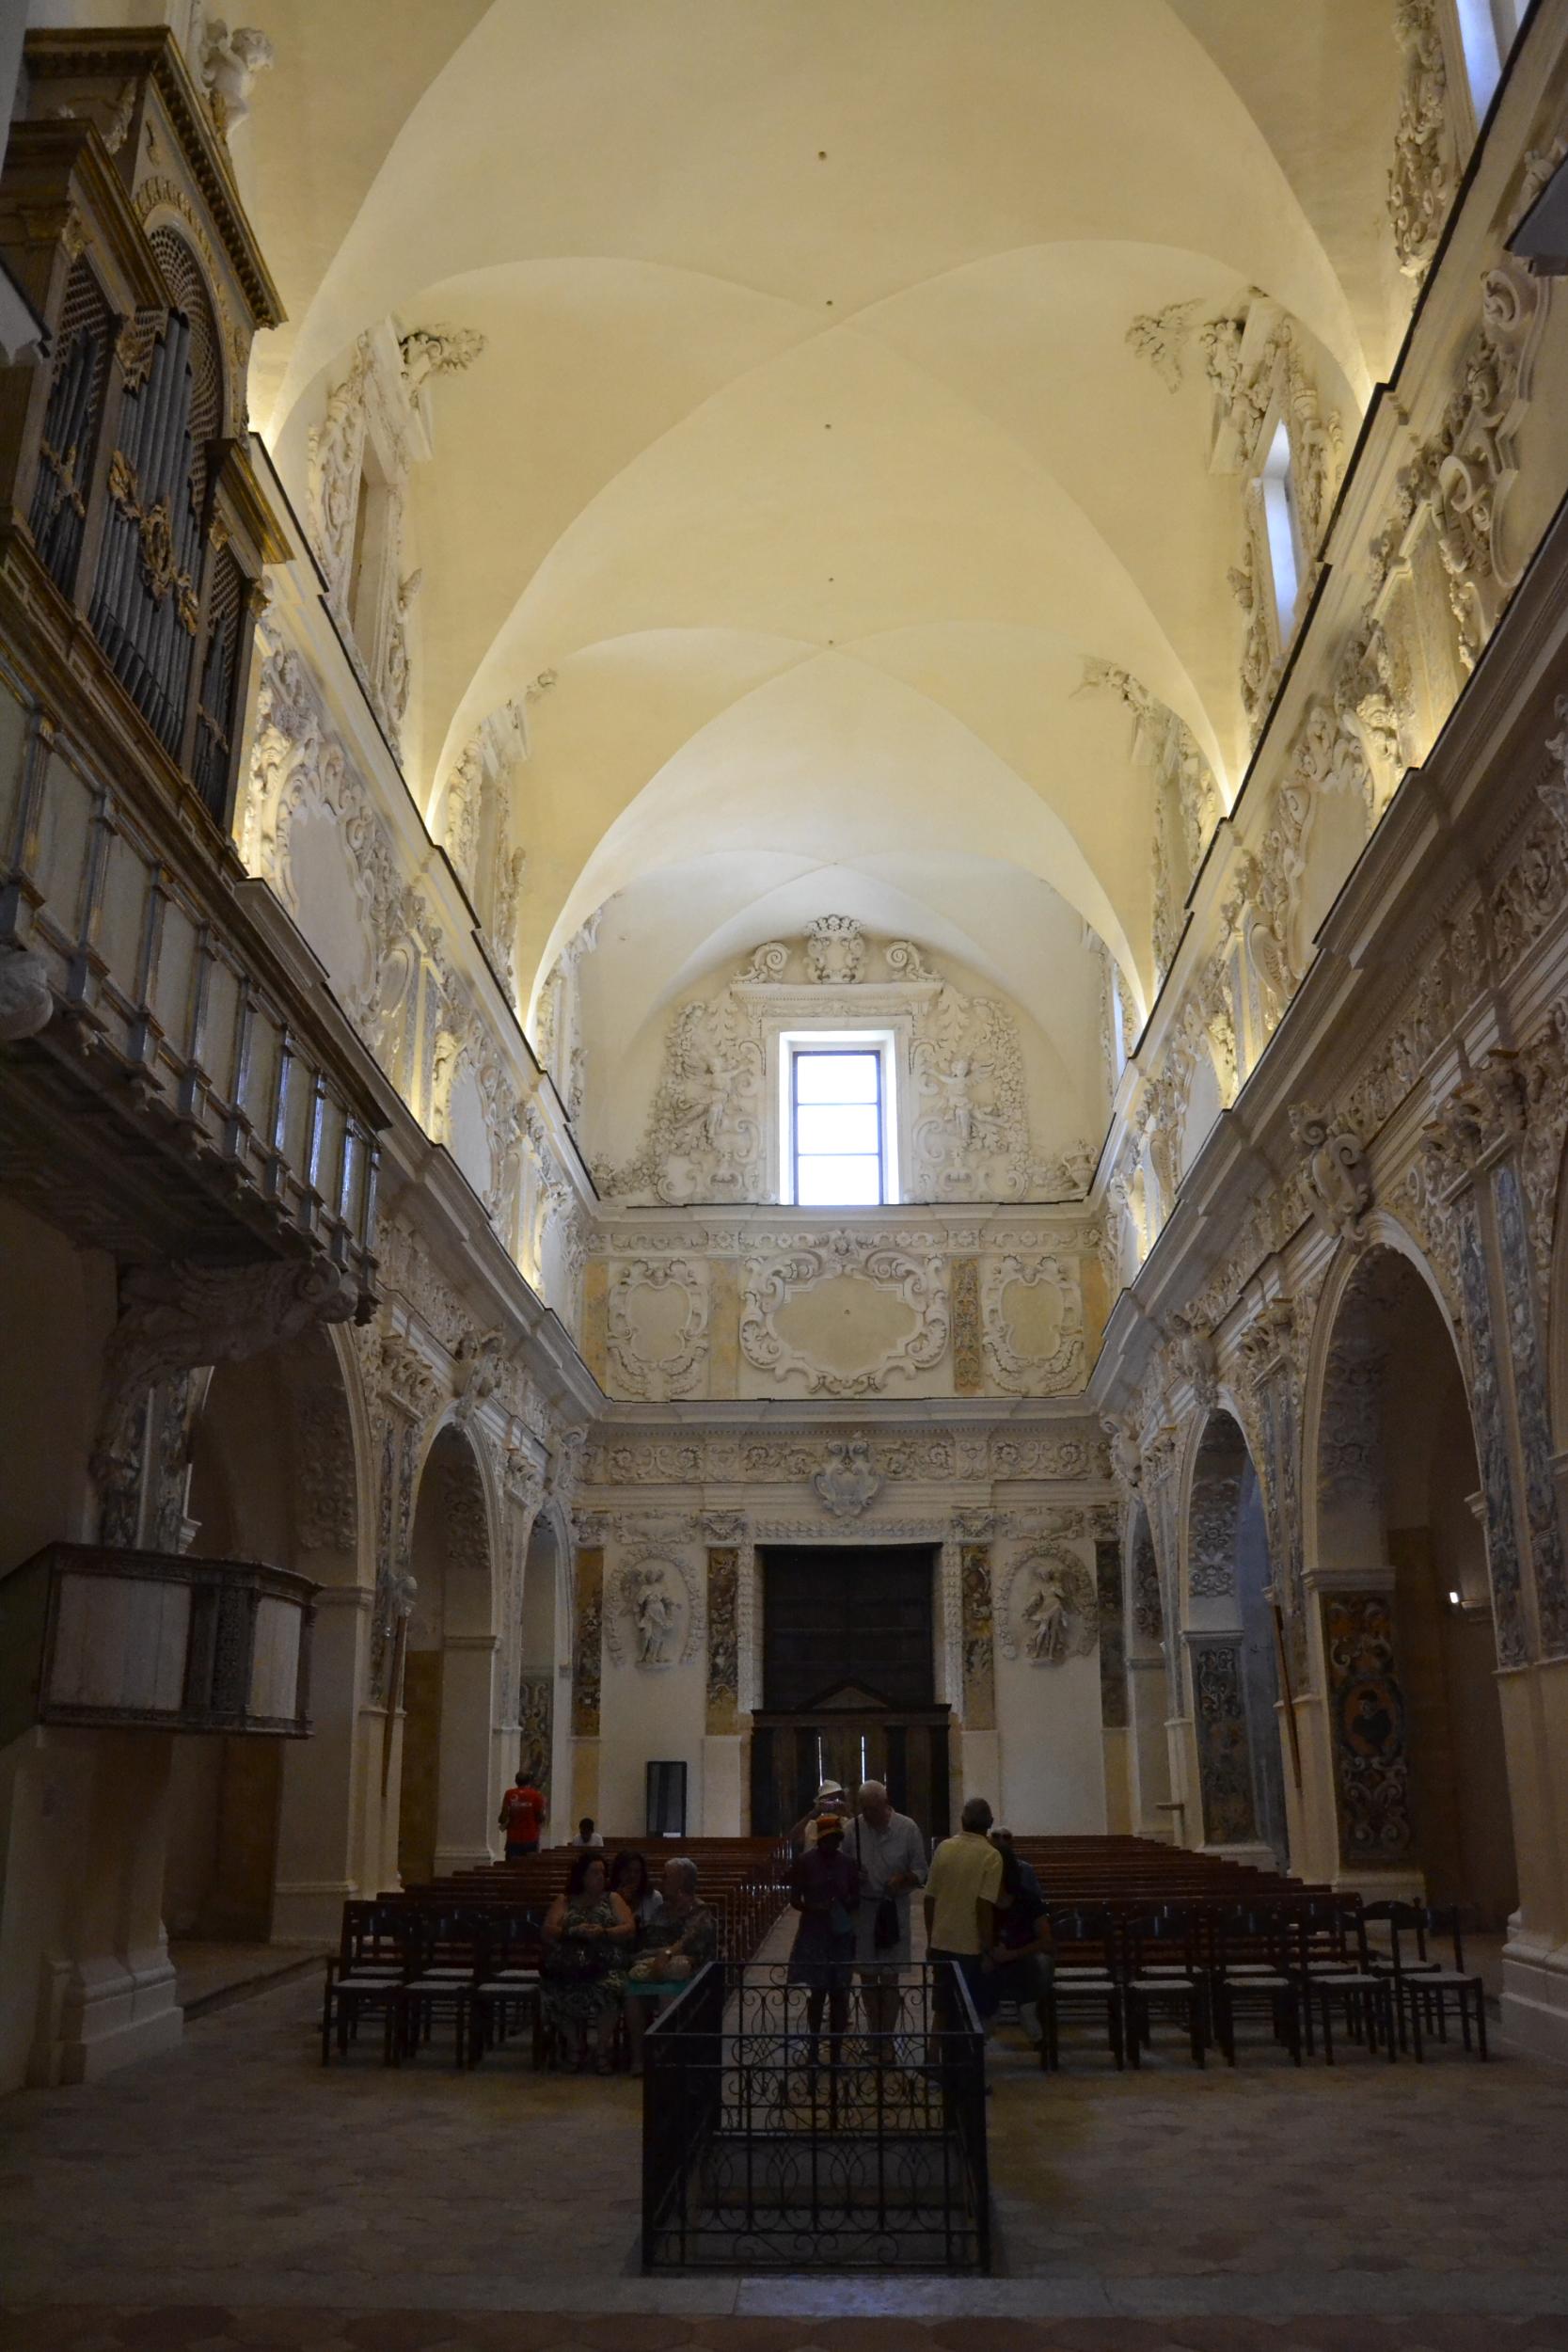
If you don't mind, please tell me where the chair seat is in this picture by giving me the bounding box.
[1316,1973,1384,1994]
[1128,1975,1198,1994]
[1399,1969,1481,1989]
[1223,1973,1292,1993]
[1053,1972,1117,1992]
[473,1979,539,1998]
[403,1975,472,1996]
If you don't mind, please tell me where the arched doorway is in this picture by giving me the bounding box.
[398,1421,497,1884]
[1125,1500,1174,1838]
[1185,1411,1289,1869]
[174,1323,365,1945]
[1312,1242,1516,1922]
[518,1508,564,1844]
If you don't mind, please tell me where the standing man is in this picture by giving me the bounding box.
[498,1768,546,1859]
[847,1780,926,2042]
[923,1795,1003,2025]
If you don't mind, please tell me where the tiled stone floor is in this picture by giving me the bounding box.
[4,1969,1568,2352]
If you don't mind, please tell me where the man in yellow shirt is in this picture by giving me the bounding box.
[924,1795,1004,2021]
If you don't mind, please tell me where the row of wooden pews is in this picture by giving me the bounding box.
[320,1836,792,2068]
[1000,1834,1486,2069]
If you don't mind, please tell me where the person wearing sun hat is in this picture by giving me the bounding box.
[787,1801,860,2064]
[789,1779,847,1856]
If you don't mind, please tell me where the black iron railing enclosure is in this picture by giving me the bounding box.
[641,1962,990,2273]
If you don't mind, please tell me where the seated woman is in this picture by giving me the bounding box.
[540,1850,635,2073]
[623,1856,718,2074]
[978,1840,1053,2051]
[609,1849,661,1941]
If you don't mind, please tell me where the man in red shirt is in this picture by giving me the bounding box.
[498,1771,546,1858]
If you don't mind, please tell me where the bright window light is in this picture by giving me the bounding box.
[1449,1588,1462,1607]
[1455,0,1515,120]
[1260,419,1301,640]
[788,1044,889,1206]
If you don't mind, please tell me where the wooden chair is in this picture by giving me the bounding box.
[468,1909,545,2068]
[1040,1904,1124,2070]
[1363,1900,1488,2059]
[1123,1907,1209,2068]
[395,1908,480,2065]
[1212,1904,1303,2066]
[1296,1899,1396,2063]
[320,1899,410,2065]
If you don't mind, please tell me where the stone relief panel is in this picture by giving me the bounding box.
[982,1253,1085,1395]
[604,1543,703,1670]
[996,1546,1097,1665]
[705,1547,740,1734]
[571,1544,603,1735]
[518,1673,552,1795]
[604,1256,708,1401]
[959,1543,996,1731]
[1192,1640,1259,1846]
[1323,1592,1415,1867]
[739,1228,949,1398]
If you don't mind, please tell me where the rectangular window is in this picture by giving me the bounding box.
[789,1045,887,1205]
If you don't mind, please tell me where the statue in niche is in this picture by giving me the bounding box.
[631,1566,681,1667]
[1022,1565,1072,1665]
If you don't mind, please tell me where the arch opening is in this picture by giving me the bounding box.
[1313,1246,1516,1923]
[399,1422,497,1885]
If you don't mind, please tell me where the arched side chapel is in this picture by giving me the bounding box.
[6,0,1568,2095]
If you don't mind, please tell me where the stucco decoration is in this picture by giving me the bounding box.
[601,925,1084,1204]
[959,1543,996,1729]
[1080,659,1223,979]
[1193,1640,1259,1844]
[997,1547,1097,1664]
[605,1545,703,1670]
[198,20,275,140]
[1387,0,1458,281]
[581,1422,1107,1487]
[804,914,866,983]
[605,1256,708,1400]
[572,1545,604,1732]
[1323,1592,1416,1863]
[518,1674,552,1793]
[244,635,424,1074]
[982,1253,1085,1393]
[740,1228,949,1396]
[1125,297,1201,390]
[705,1547,740,1732]
[812,1436,883,1518]
[1096,1537,1129,1726]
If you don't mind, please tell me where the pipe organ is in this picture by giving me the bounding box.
[0,27,288,833]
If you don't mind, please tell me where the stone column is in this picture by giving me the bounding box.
[272,1585,374,1942]
[499,1448,546,1816]
[1143,1426,1197,1850]
[1234,1298,1333,1879]
[357,1327,439,1891]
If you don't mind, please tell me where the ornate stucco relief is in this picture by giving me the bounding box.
[995,1545,1097,1664]
[599,920,1092,1207]
[605,1256,708,1400]
[739,1227,949,1396]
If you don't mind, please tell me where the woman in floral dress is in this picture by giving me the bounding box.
[540,1851,635,2071]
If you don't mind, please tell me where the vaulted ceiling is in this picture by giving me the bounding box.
[232,0,1406,1099]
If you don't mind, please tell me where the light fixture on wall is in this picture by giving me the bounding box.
[1449,1589,1462,1608]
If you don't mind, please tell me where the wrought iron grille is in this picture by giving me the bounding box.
[641,1962,990,2273]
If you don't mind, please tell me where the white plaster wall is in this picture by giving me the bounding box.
[997,1646,1107,1835]
[597,1652,705,1840]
